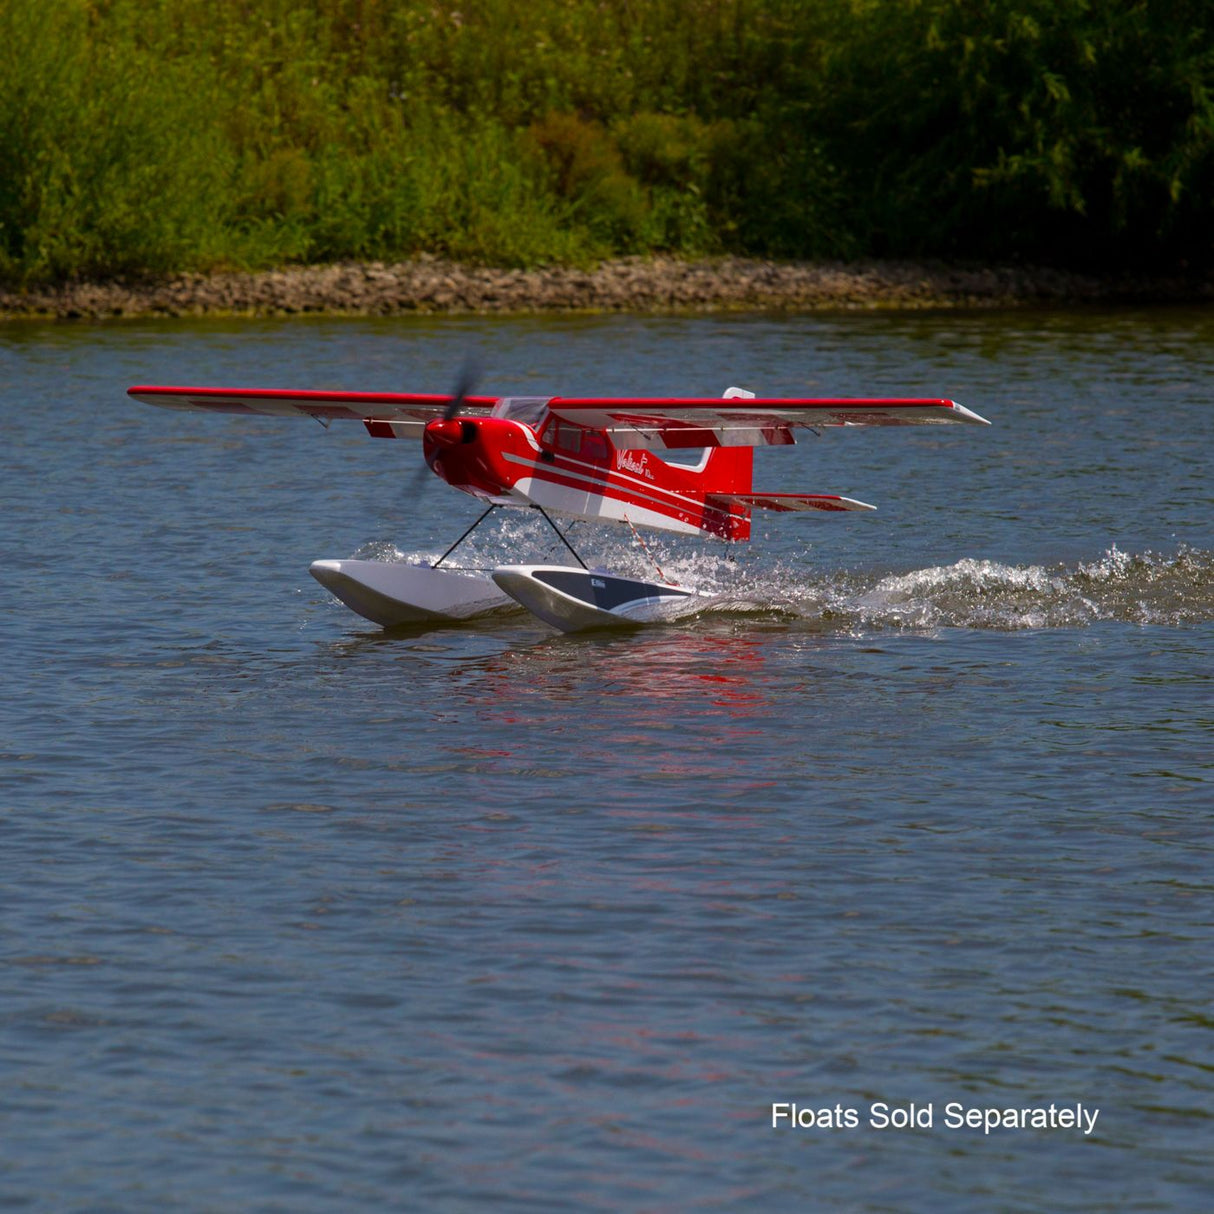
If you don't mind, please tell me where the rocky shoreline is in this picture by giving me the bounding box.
[1,256,1210,320]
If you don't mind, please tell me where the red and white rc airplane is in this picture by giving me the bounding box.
[128,380,989,631]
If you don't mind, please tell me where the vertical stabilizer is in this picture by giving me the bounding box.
[702,446,754,540]
[704,444,753,494]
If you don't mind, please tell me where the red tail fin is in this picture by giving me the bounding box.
[703,445,753,493]
[701,446,753,541]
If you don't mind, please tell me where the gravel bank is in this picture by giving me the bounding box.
[2,256,1209,320]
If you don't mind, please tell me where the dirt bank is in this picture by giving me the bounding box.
[1,256,1209,320]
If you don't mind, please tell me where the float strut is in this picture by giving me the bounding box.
[432,505,498,568]
[534,506,588,569]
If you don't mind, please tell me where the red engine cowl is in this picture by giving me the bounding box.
[422,417,538,499]
[424,418,471,454]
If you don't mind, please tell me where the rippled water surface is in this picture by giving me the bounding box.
[2,310,1211,1211]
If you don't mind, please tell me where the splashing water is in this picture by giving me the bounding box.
[347,531,1211,633]
[588,543,1214,631]
[736,545,1214,631]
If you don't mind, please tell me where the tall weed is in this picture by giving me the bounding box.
[1,0,1210,282]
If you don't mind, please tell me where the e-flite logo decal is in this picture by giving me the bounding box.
[616,450,652,480]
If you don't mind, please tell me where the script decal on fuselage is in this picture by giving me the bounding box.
[616,450,653,480]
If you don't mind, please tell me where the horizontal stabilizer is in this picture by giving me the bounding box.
[721,492,876,513]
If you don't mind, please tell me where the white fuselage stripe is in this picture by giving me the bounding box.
[501,451,708,516]
[511,478,704,535]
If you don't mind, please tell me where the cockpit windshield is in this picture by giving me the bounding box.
[492,396,551,427]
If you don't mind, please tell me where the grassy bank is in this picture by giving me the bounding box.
[2,1,1212,286]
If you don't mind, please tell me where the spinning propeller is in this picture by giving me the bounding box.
[442,356,482,424]
[408,357,483,495]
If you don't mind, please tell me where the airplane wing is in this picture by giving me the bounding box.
[545,396,989,449]
[126,385,500,436]
[128,386,988,449]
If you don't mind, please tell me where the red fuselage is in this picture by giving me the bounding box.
[422,415,753,540]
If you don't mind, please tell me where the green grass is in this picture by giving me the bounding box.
[1,0,1211,284]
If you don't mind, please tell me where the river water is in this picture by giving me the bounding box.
[1,309,1210,1211]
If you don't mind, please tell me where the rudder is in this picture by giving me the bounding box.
[701,446,753,541]
[703,445,753,494]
